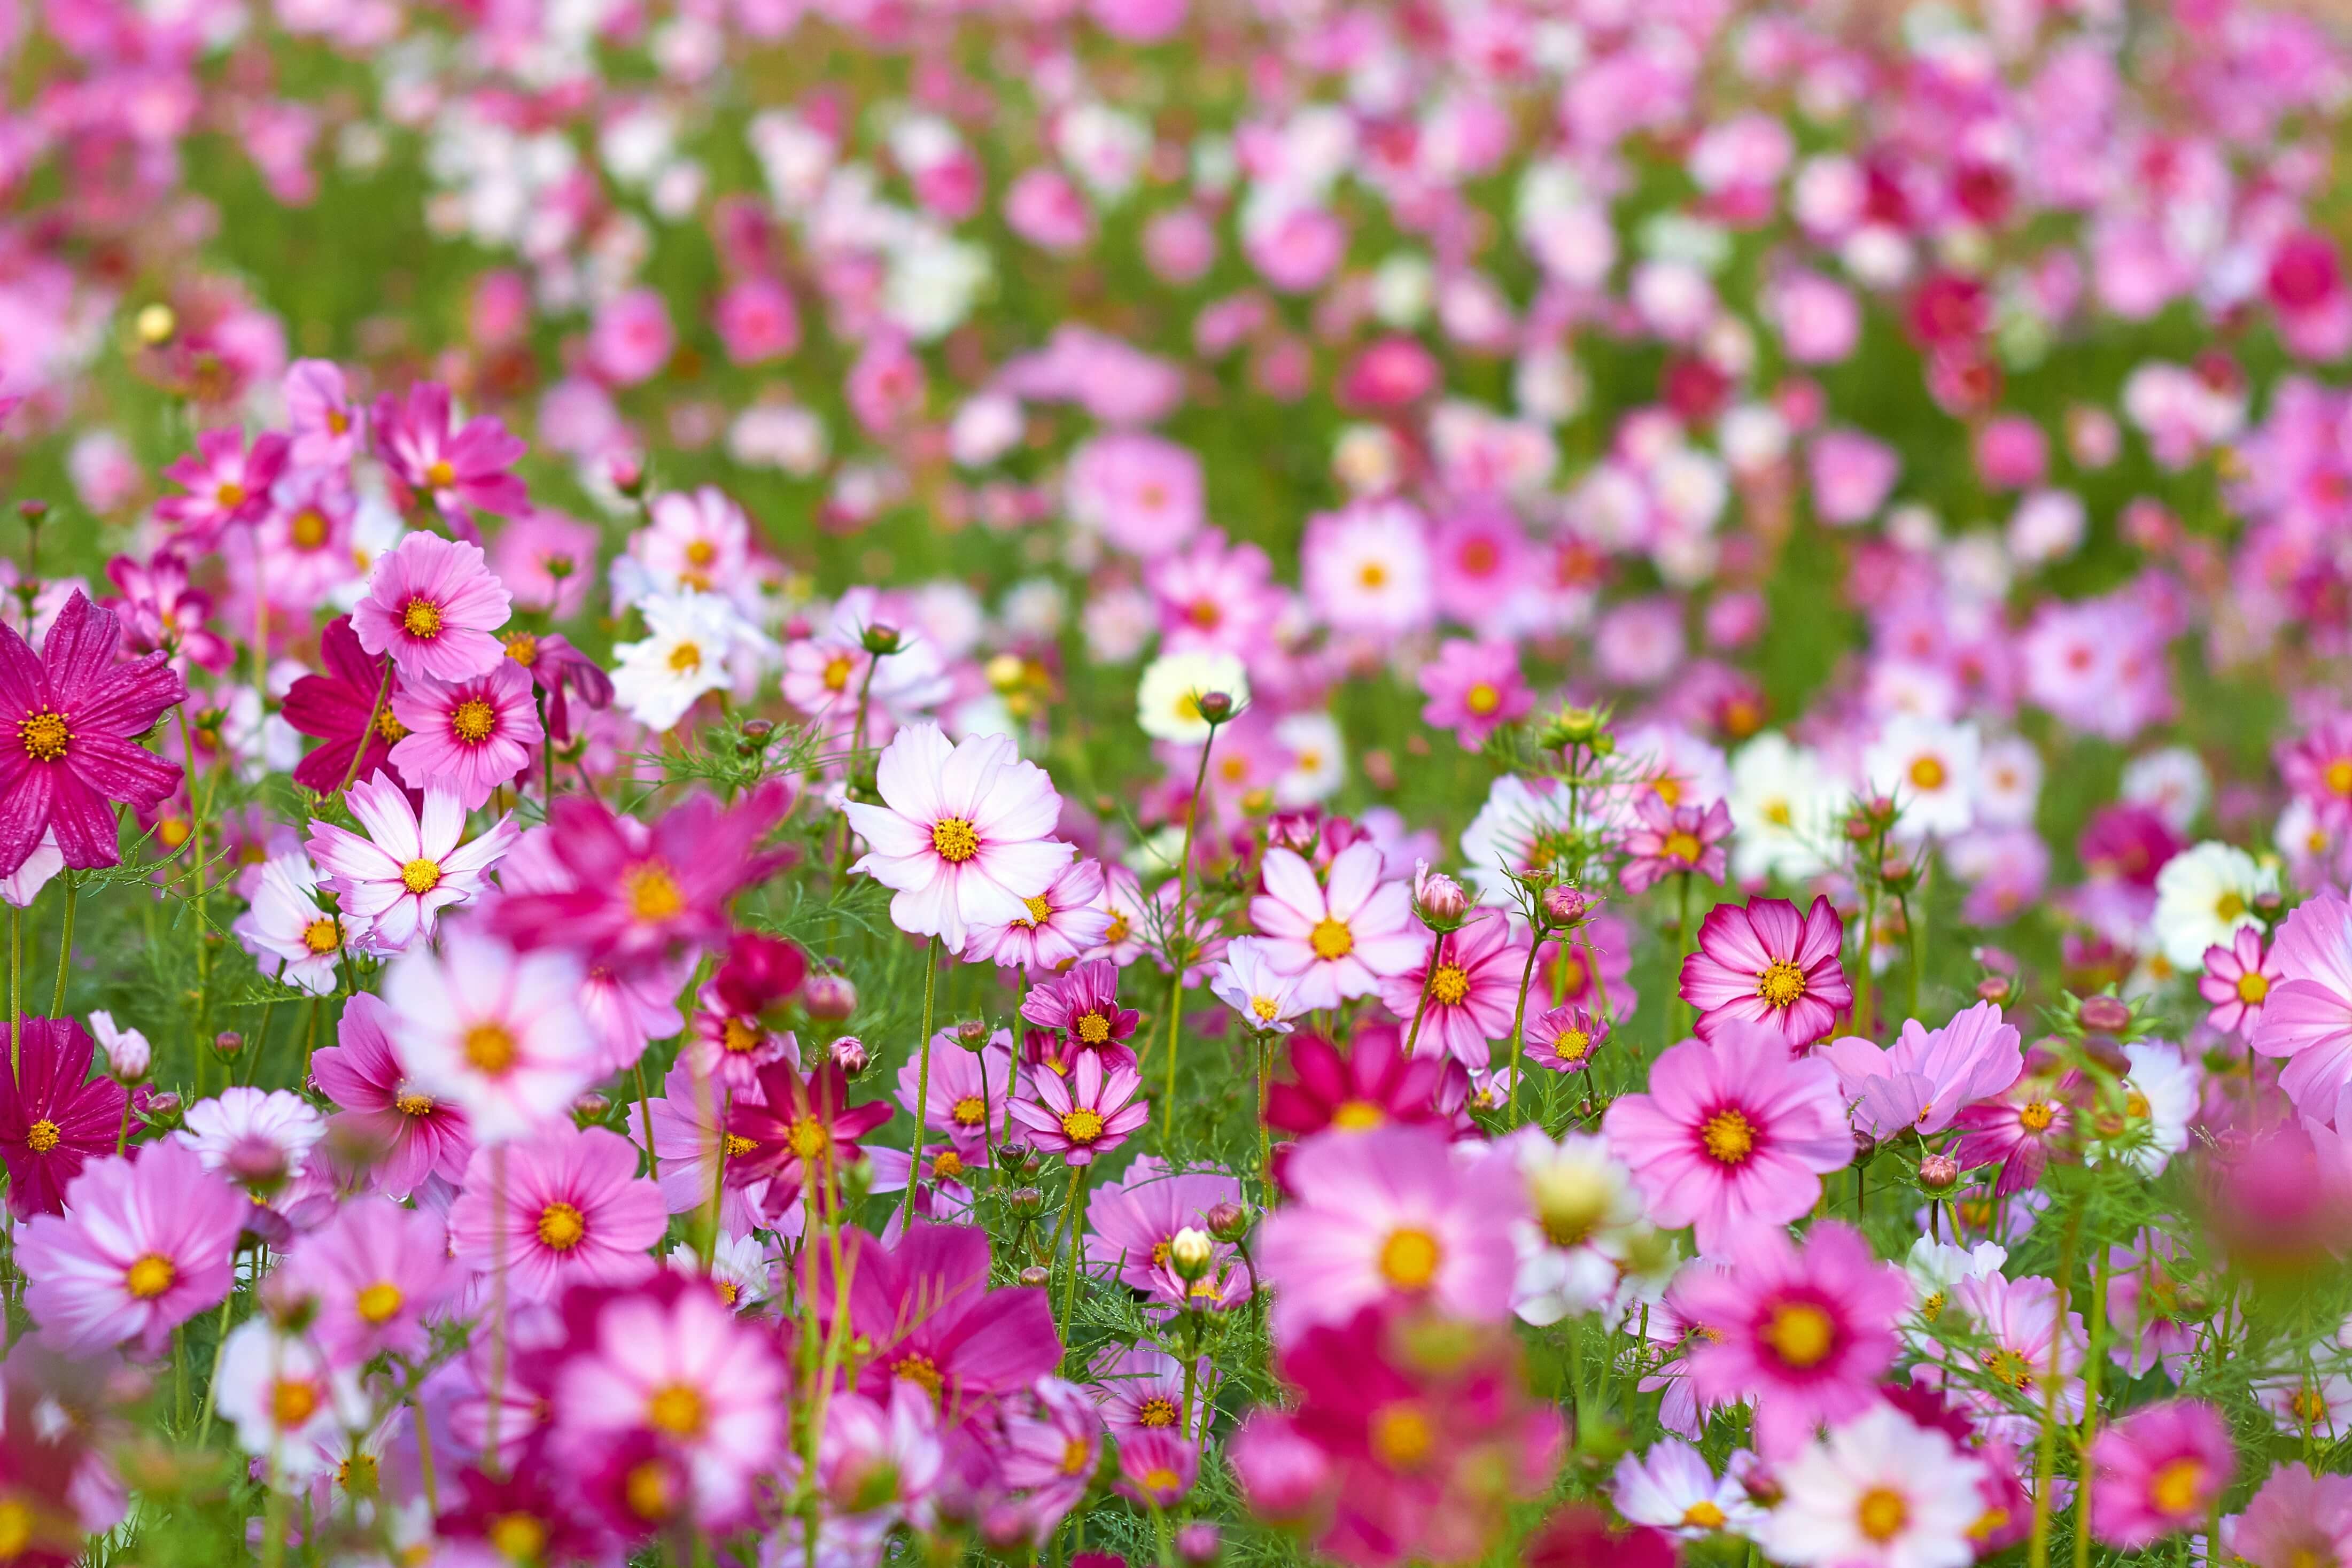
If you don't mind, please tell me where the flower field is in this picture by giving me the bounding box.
[6,0,2352,1564]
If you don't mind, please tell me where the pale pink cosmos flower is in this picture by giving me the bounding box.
[231,852,350,996]
[1620,795,1733,896]
[1820,1000,2024,1140]
[1938,1271,2087,1446]
[845,724,1068,955]
[2201,926,2281,1038]
[178,1086,327,1193]
[307,771,517,955]
[1065,432,1203,558]
[387,659,544,812]
[1755,1404,1986,1568]
[1603,1021,1851,1256]
[447,1123,667,1301]
[1248,842,1423,1012]
[382,926,594,1145]
[2252,891,2352,1117]
[968,856,1111,972]
[1209,937,1307,1035]
[1679,895,1852,1051]
[284,358,363,468]
[1007,1051,1150,1167]
[2226,1464,2352,1568]
[1375,912,1530,1068]
[1257,1123,1526,1340]
[2086,1400,2234,1549]
[1416,640,1534,751]
[586,286,676,387]
[271,1197,454,1364]
[18,1141,245,1355]
[634,486,752,597]
[1612,1437,1759,1539]
[351,532,512,683]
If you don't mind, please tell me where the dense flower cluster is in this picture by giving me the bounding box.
[4,0,2352,1564]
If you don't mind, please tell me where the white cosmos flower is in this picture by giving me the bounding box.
[307,772,518,956]
[1208,937,1306,1034]
[1863,716,1981,841]
[1902,1236,2006,1334]
[2088,1041,2201,1177]
[1457,773,1577,906]
[1135,650,1249,743]
[611,589,744,731]
[384,928,595,1145]
[1727,732,1837,882]
[1274,710,1344,805]
[2149,840,2276,968]
[1613,1437,1760,1539]
[1756,1403,1986,1568]
[1505,1127,1645,1327]
[214,1322,369,1480]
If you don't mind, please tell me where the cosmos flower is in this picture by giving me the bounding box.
[724,1058,896,1215]
[1611,1439,1758,1540]
[1523,1004,1609,1074]
[1820,1000,2024,1141]
[1619,794,1732,895]
[351,532,513,683]
[212,1321,368,1479]
[306,771,517,954]
[1209,937,1308,1035]
[271,1197,454,1364]
[968,856,1111,972]
[1007,1050,1150,1167]
[156,426,287,546]
[1416,639,1534,751]
[1249,844,1424,1012]
[2253,890,2352,1116]
[1262,1024,1461,1147]
[1679,895,1852,1051]
[307,992,473,1200]
[18,1142,245,1355]
[386,658,543,811]
[2086,1399,2234,1549]
[1085,1159,1249,1309]
[1020,959,1140,1057]
[2200,926,2280,1038]
[1753,1404,1986,1568]
[2226,1464,2352,1568]
[374,380,530,527]
[231,852,350,996]
[381,928,594,1144]
[2150,841,2276,971]
[609,591,743,731]
[0,1018,129,1218]
[281,615,401,796]
[446,1123,667,1302]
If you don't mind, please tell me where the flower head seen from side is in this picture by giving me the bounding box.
[845,724,1067,955]
[1249,842,1423,1012]
[0,591,189,880]
[307,771,517,955]
[18,1141,245,1355]
[387,658,543,812]
[1820,999,2024,1141]
[351,532,513,683]
[1679,895,1852,1051]
[1008,1051,1149,1167]
[0,1017,129,1217]
[2086,1399,2234,1549]
[1603,1021,1852,1256]
[382,928,593,1144]
[1210,937,1308,1035]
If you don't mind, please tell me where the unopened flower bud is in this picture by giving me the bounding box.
[860,623,904,656]
[1976,976,2012,1006]
[574,1092,611,1119]
[714,933,807,1016]
[1412,861,1469,930]
[1195,689,1236,725]
[608,452,647,497]
[134,302,177,346]
[953,1019,991,1051]
[1018,1265,1051,1288]
[90,1012,150,1082]
[1542,884,1598,930]
[840,1153,874,1204]
[1205,1201,1252,1243]
[212,1030,243,1060]
[1176,1523,1222,1566]
[1919,1153,1960,1192]
[1168,1226,1215,1281]
[2078,995,2131,1034]
[142,1090,182,1125]
[17,500,46,527]
[223,1136,288,1190]
[1541,705,1608,749]
[737,718,774,756]
[829,1036,868,1076]
[1007,1186,1045,1219]
[802,972,858,1021]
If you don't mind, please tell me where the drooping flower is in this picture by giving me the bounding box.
[1249,843,1424,1012]
[0,591,189,879]
[446,1124,667,1302]
[1603,1021,1851,1255]
[1007,1050,1150,1167]
[1620,794,1733,895]
[308,992,474,1200]
[0,1018,130,1217]
[282,615,400,796]
[1210,937,1308,1035]
[18,1141,246,1355]
[1679,895,1852,1051]
[1258,1124,1525,1339]
[2086,1399,2234,1549]
[1374,913,1530,1068]
[1753,1404,1986,1568]
[845,724,1068,955]
[351,533,513,684]
[381,929,594,1144]
[1820,1000,2024,1140]
[307,771,517,954]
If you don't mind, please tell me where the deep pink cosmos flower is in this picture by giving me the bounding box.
[725,1058,895,1218]
[504,630,614,746]
[1375,913,1530,1068]
[283,615,401,796]
[1020,959,1139,1056]
[1258,1124,1525,1339]
[1949,1070,2079,1197]
[1263,1024,1462,1147]
[2087,1399,2234,1549]
[1008,1050,1150,1167]
[447,1124,667,1302]
[2252,890,2352,1117]
[18,1141,245,1355]
[493,785,790,979]
[308,991,474,1200]
[156,426,287,546]
[0,1018,129,1217]
[104,550,232,674]
[814,1223,1060,1429]
[1665,1221,1906,1457]
[374,381,530,530]
[1416,640,1534,751]
[1603,1021,1851,1255]
[0,592,188,880]
[351,533,513,683]
[1620,794,1733,895]
[1679,895,1852,1050]
[387,658,542,811]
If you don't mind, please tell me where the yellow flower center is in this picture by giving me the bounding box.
[487,1514,545,1562]
[1378,1227,1441,1288]
[625,1461,673,1523]
[1760,1301,1836,1368]
[395,1093,434,1117]
[272,1379,321,1428]
[356,1282,404,1324]
[1908,755,1947,791]
[1551,1028,1592,1064]
[2215,891,2246,922]
[666,642,702,674]
[2149,1457,2205,1515]
[1251,996,1281,1022]
[0,1500,33,1559]
[1061,1437,1093,1476]
[1331,1099,1384,1130]
[1076,1012,1112,1045]
[788,1116,830,1161]
[17,708,69,762]
[126,1254,176,1299]
[1664,830,1702,864]
[1757,960,1807,1008]
[291,509,330,549]
[1138,1396,1178,1429]
[2238,971,2271,1004]
[1464,682,1499,715]
[647,1384,704,1436]
[400,858,443,895]
[2019,1100,2055,1131]
[1983,1347,2033,1388]
[1858,1486,1909,1543]
[464,1022,517,1075]
[1061,1108,1107,1144]
[931,817,980,863]
[451,698,496,744]
[1428,964,1470,1006]
[339,1453,378,1493]
[1920,1290,1946,1322]
[302,917,341,955]
[24,1120,59,1154]
[401,598,443,639]
[1309,917,1354,960]
[216,481,247,509]
[1359,562,1388,589]
[504,633,538,665]
[1701,1108,1756,1165]
[2328,758,2352,797]
[536,1202,586,1250]
[625,861,685,922]
[1682,1501,1727,1530]
[1021,894,1055,926]
[721,1017,760,1054]
[892,1353,944,1402]
[951,1094,988,1127]
[822,653,855,692]
[376,708,409,743]
[1369,1402,1432,1468]
[933,1149,965,1182]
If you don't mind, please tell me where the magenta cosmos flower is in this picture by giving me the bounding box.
[0,1018,129,1217]
[18,1141,245,1355]
[1257,1123,1525,1340]
[846,723,1068,955]
[2087,1399,2235,1549]
[447,1124,667,1303]
[1021,959,1140,1056]
[374,380,530,527]
[1416,639,1534,750]
[387,658,543,812]
[1949,1069,2078,1197]
[1665,1221,1906,1458]
[725,1058,895,1217]
[309,991,474,1199]
[1008,1050,1150,1167]
[307,771,517,954]
[1602,1022,1851,1256]
[1249,843,1424,1012]
[2252,890,2352,1116]
[156,426,286,546]
[2200,926,2280,1037]
[1679,895,1852,1050]
[814,1223,1060,1428]
[1620,794,1733,896]
[283,614,400,796]
[1375,912,1529,1068]
[0,591,189,879]
[351,532,513,683]
[1263,1024,1460,1146]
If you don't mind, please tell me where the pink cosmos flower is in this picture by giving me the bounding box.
[1021,960,1141,1059]
[1620,794,1733,895]
[684,982,797,1097]
[1821,1000,2024,1140]
[309,991,473,1200]
[1117,1430,1199,1509]
[1258,1124,1525,1340]
[814,1224,1061,1429]
[0,591,189,880]
[1375,913,1530,1068]
[447,1124,667,1302]
[1602,1022,1851,1256]
[1066,432,1203,558]
[156,426,288,546]
[970,856,1111,972]
[1416,640,1534,750]
[725,1058,896,1218]
[387,658,543,811]
[846,724,1067,956]
[897,1031,1014,1157]
[1147,531,1282,658]
[18,1141,245,1355]
[2201,926,2279,1038]
[2253,891,2352,1116]
[1249,843,1424,1012]
[490,510,600,619]
[1086,1159,1249,1311]
[1949,1070,2078,1197]
[1940,1271,2088,1444]
[105,549,232,674]
[997,1375,1107,1520]
[2226,1464,2352,1568]
[1007,1051,1149,1167]
[1679,895,1852,1050]
[374,381,529,528]
[712,277,801,364]
[2281,716,2352,831]
[1666,1221,1905,1456]
[1524,1005,1609,1074]
[272,1197,454,1364]
[2087,1400,2234,1549]
[1094,1344,1212,1442]
[0,1018,129,1217]
[306,771,516,954]
[381,928,593,1144]
[351,532,513,683]
[635,487,752,597]
[256,467,359,611]
[586,288,675,387]
[283,358,363,468]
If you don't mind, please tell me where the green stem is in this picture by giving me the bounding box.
[195,1282,237,1447]
[335,662,394,797]
[1503,933,1542,1125]
[901,935,942,1228]
[1400,946,1438,1060]
[2028,1206,2083,1568]
[1899,890,1922,1023]
[2072,1245,2113,1568]
[1160,725,1220,1143]
[1059,1162,1091,1354]
[48,871,73,1019]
